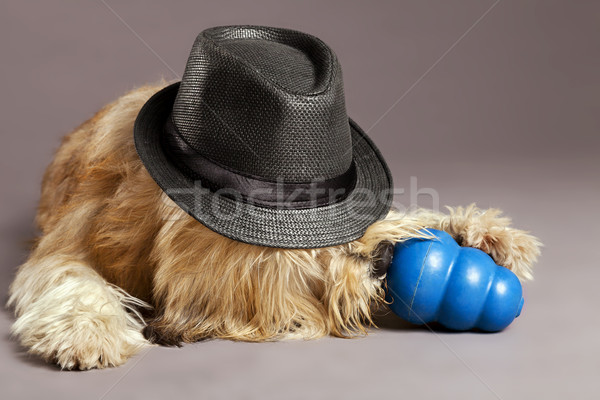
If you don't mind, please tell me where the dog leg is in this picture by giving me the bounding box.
[8,255,151,370]
[409,204,541,280]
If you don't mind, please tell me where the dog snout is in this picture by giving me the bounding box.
[371,241,394,278]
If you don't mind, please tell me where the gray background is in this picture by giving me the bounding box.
[1,1,598,399]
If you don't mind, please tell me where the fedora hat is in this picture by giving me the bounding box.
[134,25,393,248]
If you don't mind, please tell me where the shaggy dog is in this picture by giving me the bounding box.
[7,83,540,370]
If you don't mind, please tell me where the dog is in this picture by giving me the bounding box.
[7,26,540,370]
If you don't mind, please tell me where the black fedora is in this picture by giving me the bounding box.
[134,25,392,248]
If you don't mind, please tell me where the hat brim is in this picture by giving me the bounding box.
[134,82,393,249]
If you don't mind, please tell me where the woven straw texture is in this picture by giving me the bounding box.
[173,26,351,182]
[134,26,393,248]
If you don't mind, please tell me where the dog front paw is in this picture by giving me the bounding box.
[13,308,149,370]
[9,259,151,369]
[447,205,542,280]
[53,321,146,370]
[466,226,541,281]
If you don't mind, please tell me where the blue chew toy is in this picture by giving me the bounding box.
[385,229,524,332]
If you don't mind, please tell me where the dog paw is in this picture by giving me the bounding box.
[468,226,541,281]
[13,308,149,370]
[52,320,147,370]
[9,260,151,369]
[16,304,150,370]
[447,206,542,280]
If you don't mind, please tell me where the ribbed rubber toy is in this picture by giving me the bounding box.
[385,229,524,331]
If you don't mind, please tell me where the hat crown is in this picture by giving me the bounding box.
[170,26,352,183]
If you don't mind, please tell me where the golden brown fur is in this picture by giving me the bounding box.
[7,83,541,369]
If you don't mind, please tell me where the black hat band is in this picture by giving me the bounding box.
[162,116,357,210]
